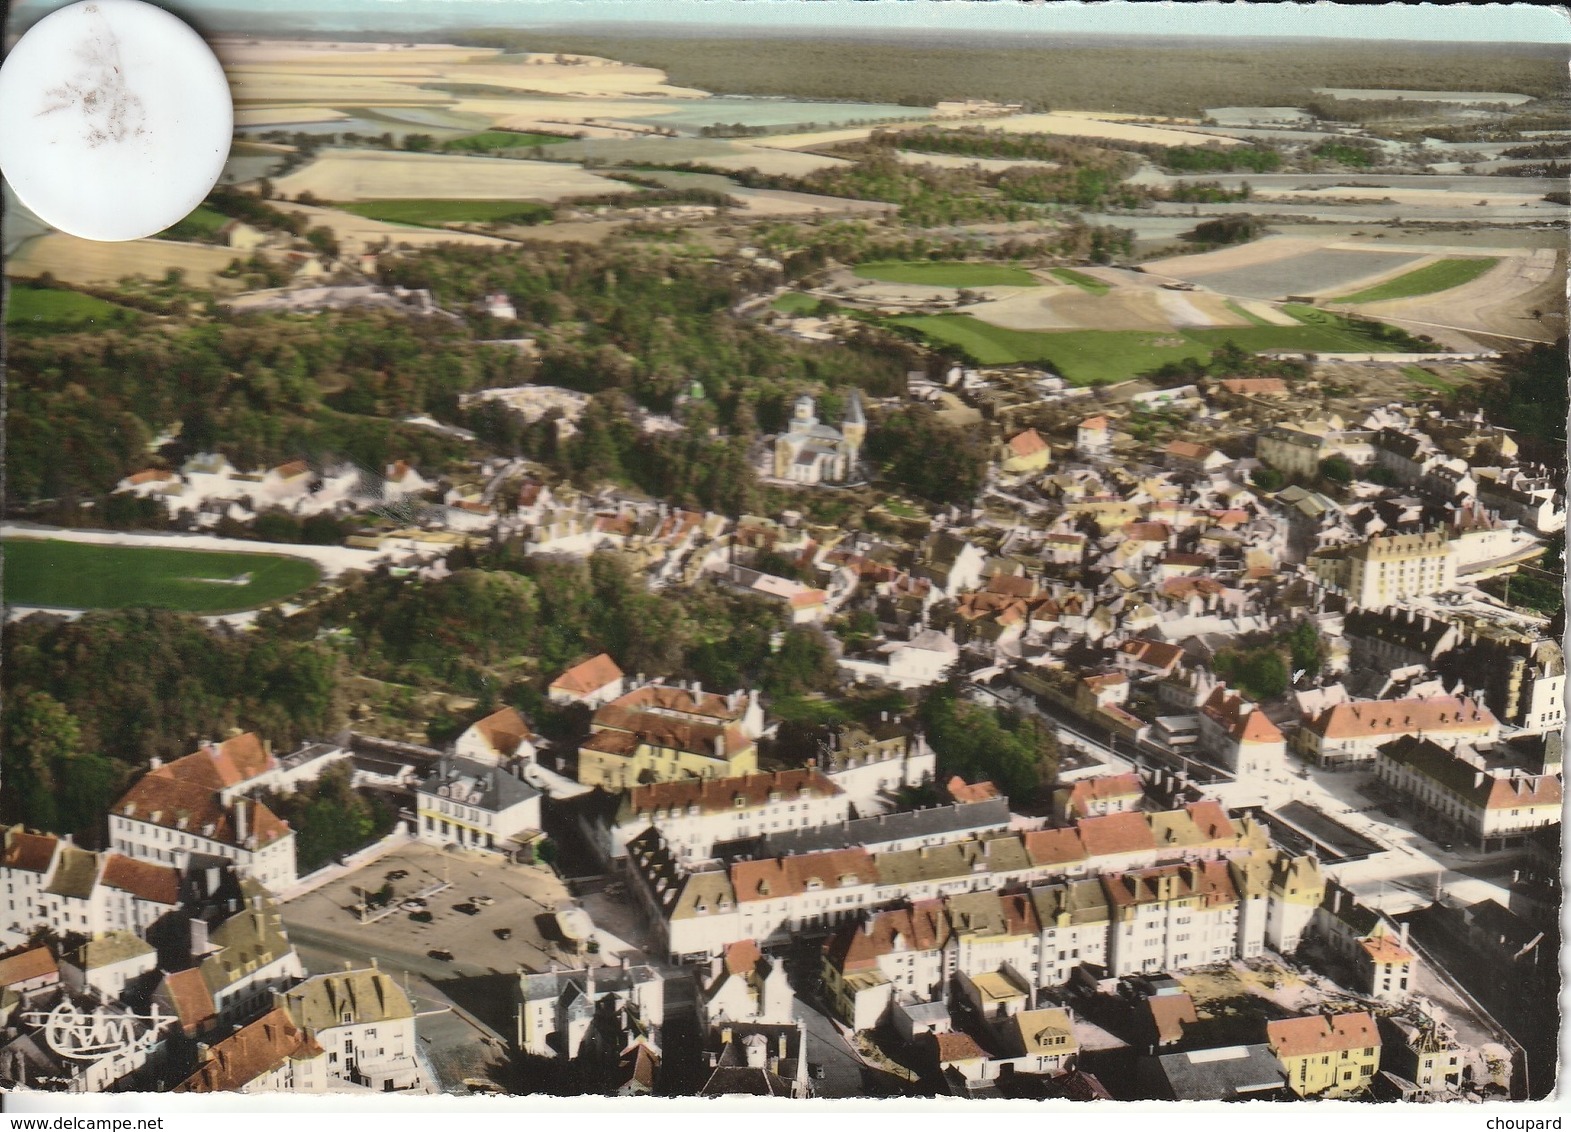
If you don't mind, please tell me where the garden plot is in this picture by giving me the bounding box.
[271,150,630,202]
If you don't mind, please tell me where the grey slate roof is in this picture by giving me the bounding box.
[1151,1043,1286,1100]
[417,756,539,814]
[753,798,1011,858]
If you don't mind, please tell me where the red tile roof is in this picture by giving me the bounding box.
[1117,638,1185,673]
[627,769,840,818]
[1146,992,1198,1044]
[1063,773,1143,816]
[162,734,275,792]
[732,849,876,903]
[1080,416,1109,430]
[723,939,765,977]
[127,468,176,486]
[604,684,750,723]
[0,947,59,988]
[1077,811,1156,859]
[584,717,752,760]
[2,830,59,874]
[1104,860,1238,910]
[470,707,538,756]
[1266,1012,1379,1059]
[161,967,218,1034]
[1165,440,1216,462]
[173,1007,322,1091]
[945,776,1001,804]
[551,654,626,698]
[1202,687,1285,744]
[271,460,310,479]
[1006,429,1049,459]
[115,773,290,850]
[931,1031,987,1063]
[1218,378,1288,397]
[1306,695,1495,741]
[1023,827,1089,868]
[824,899,951,973]
[100,854,181,906]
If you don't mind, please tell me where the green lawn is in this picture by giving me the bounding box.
[443,130,573,153]
[1333,257,1500,304]
[1403,364,1458,394]
[1225,299,1273,327]
[337,199,553,227]
[772,291,822,315]
[853,260,1040,287]
[889,311,1422,385]
[2,540,321,613]
[159,205,230,242]
[5,286,132,330]
[1048,267,1110,295]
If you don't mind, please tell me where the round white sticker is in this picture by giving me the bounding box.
[0,0,232,242]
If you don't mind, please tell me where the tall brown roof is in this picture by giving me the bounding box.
[100,854,181,906]
[469,706,538,757]
[0,948,59,988]
[173,1007,322,1092]
[2,828,59,874]
[161,734,275,792]
[161,967,218,1034]
[603,683,750,724]
[625,769,840,820]
[1103,860,1238,910]
[1077,811,1155,859]
[733,848,876,903]
[1306,696,1495,741]
[116,773,290,849]
[1267,1012,1379,1059]
[584,717,752,760]
[1006,429,1049,459]
[551,653,625,696]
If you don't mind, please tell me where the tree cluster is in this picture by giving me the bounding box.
[919,685,1058,801]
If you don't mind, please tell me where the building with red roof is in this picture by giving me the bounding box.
[455,706,540,766]
[548,653,627,709]
[1266,1011,1380,1097]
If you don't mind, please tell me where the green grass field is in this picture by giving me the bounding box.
[5,287,132,330]
[2,540,322,613]
[1333,257,1500,304]
[853,260,1040,287]
[772,291,822,315]
[889,311,1420,384]
[1048,267,1111,295]
[443,130,573,153]
[1225,299,1274,327]
[1403,364,1459,394]
[159,205,230,242]
[337,199,553,227]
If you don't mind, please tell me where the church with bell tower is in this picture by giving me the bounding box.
[771,391,865,485]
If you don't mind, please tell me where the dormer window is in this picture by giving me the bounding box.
[768,791,782,804]
[805,878,823,892]
[342,1011,353,1024]
[734,796,747,809]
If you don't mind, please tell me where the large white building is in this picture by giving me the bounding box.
[1296,695,1499,769]
[516,965,666,1060]
[277,967,425,1092]
[770,393,865,485]
[108,735,298,893]
[414,757,542,854]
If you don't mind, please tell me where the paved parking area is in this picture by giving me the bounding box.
[281,841,582,976]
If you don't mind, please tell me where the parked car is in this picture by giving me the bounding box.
[455,902,480,916]
[399,899,427,912]
[428,949,454,961]
[472,895,496,907]
[410,910,433,924]
[387,870,409,882]
[494,927,513,941]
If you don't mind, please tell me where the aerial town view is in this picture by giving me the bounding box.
[0,0,1565,1107]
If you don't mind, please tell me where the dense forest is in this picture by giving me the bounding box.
[452,32,1569,117]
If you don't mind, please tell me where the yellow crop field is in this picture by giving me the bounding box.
[7,234,244,290]
[271,150,629,202]
[982,112,1244,148]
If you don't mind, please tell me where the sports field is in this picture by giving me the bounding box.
[853,261,1039,287]
[889,311,1415,384]
[1333,257,1500,304]
[2,540,321,613]
[338,199,554,226]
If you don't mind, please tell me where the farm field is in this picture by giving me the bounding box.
[1334,257,1501,303]
[888,310,1418,383]
[443,130,574,152]
[1048,268,1110,295]
[540,136,852,175]
[1177,248,1427,301]
[271,150,631,202]
[892,149,1061,173]
[5,234,244,290]
[980,112,1244,147]
[5,286,131,330]
[1310,87,1533,104]
[338,200,554,227]
[1346,247,1564,346]
[854,261,1041,287]
[1,540,321,613]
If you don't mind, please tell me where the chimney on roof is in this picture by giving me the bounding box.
[234,800,248,843]
[150,756,162,772]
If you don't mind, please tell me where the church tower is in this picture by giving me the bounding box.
[840,390,866,478]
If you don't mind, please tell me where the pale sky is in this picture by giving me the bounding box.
[7,0,1571,44]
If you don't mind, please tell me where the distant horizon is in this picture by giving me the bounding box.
[8,0,1571,46]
